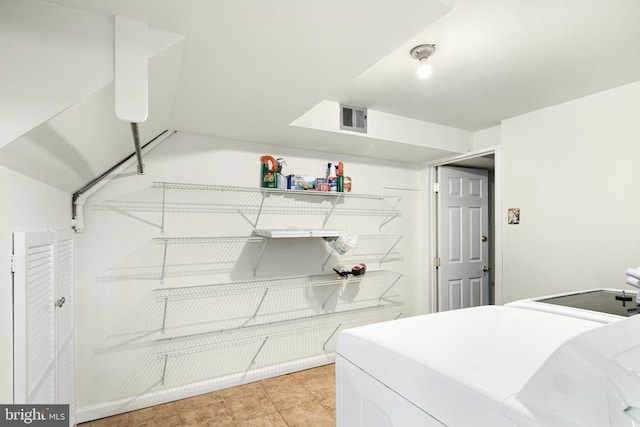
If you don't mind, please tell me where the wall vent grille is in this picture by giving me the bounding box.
[340,104,367,133]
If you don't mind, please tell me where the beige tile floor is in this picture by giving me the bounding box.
[80,364,336,427]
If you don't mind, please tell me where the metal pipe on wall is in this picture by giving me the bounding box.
[71,129,176,232]
[131,122,145,175]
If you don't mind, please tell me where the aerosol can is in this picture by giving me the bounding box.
[260,155,277,188]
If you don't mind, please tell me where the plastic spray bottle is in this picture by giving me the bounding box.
[276,158,288,189]
[328,163,337,192]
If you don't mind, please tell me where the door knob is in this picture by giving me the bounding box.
[481,235,488,242]
[482,265,491,272]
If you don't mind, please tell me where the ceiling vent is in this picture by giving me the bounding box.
[340,104,367,133]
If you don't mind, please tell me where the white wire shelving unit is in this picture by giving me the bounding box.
[94,181,402,230]
[96,180,407,395]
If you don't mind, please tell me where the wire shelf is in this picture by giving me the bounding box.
[98,233,402,282]
[154,304,403,360]
[97,236,265,281]
[109,304,403,400]
[93,181,402,229]
[154,270,400,301]
[155,182,391,200]
[152,270,402,338]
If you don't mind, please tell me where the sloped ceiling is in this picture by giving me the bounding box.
[40,0,455,146]
[0,32,184,193]
[2,0,640,193]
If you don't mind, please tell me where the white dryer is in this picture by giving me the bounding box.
[336,304,640,426]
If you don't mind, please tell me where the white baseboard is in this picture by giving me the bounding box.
[76,353,335,423]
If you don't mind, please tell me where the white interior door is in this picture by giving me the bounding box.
[436,166,490,311]
[13,229,75,423]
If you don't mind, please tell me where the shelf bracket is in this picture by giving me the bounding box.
[380,235,402,266]
[252,239,269,276]
[379,197,401,230]
[161,297,169,334]
[240,287,269,327]
[378,276,402,303]
[323,323,342,351]
[250,336,269,366]
[321,281,343,310]
[322,193,344,228]
[160,239,169,284]
[160,354,168,386]
[321,253,332,271]
[252,288,269,319]
[237,192,267,228]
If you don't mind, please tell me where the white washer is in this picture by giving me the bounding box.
[506,288,638,323]
[336,304,640,426]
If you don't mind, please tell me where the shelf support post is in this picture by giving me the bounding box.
[323,323,342,351]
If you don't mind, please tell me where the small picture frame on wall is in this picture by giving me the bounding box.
[508,208,520,224]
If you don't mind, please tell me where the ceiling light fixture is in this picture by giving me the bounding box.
[410,44,436,79]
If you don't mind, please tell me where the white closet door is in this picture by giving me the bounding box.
[55,229,76,425]
[13,231,56,404]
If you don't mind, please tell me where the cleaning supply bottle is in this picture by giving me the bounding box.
[260,155,277,188]
[328,162,337,192]
[276,158,288,189]
[337,162,344,192]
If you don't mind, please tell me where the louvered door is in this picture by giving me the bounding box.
[13,229,75,424]
[13,231,56,404]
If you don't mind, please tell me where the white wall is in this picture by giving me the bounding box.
[0,165,71,403]
[473,125,501,149]
[501,80,640,302]
[74,132,427,420]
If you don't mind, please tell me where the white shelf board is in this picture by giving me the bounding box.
[253,229,343,238]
